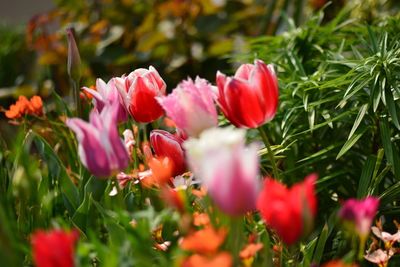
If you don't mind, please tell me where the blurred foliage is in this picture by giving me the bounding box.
[22,0,347,95]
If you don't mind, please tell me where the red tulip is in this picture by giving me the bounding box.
[257,174,317,245]
[114,66,166,123]
[216,59,278,128]
[150,130,186,177]
[31,229,79,267]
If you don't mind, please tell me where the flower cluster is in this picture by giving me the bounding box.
[23,58,387,267]
[4,95,43,119]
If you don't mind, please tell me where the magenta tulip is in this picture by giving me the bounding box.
[66,102,129,177]
[184,127,259,216]
[157,77,218,137]
[216,59,278,128]
[338,196,379,238]
[114,66,166,123]
[82,78,128,123]
[150,130,186,177]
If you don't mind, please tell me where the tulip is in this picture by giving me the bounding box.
[66,27,82,117]
[31,229,79,267]
[216,59,278,128]
[150,130,186,177]
[114,66,166,123]
[257,174,317,245]
[66,101,129,177]
[157,77,218,137]
[66,28,81,81]
[338,196,379,238]
[184,127,259,216]
[82,78,128,123]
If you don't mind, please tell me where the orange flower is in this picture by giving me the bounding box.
[240,243,263,259]
[30,96,43,115]
[182,252,232,267]
[180,227,227,254]
[5,104,22,119]
[145,156,174,186]
[5,95,43,119]
[193,212,210,227]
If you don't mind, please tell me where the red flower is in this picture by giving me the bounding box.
[114,66,166,123]
[150,130,186,176]
[257,174,317,245]
[31,229,79,267]
[216,59,278,128]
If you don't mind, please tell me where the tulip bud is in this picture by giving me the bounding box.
[338,196,379,239]
[216,59,278,128]
[114,66,166,123]
[82,78,128,123]
[184,127,260,216]
[257,174,317,245]
[157,77,218,137]
[66,27,82,117]
[150,130,186,177]
[31,229,79,267]
[66,27,81,81]
[66,101,129,177]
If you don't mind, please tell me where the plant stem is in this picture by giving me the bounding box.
[229,217,243,266]
[258,126,280,180]
[71,78,81,118]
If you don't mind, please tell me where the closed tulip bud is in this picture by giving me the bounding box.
[184,127,260,216]
[66,101,129,177]
[157,77,218,137]
[216,59,278,128]
[31,229,79,267]
[82,78,128,123]
[150,130,186,177]
[338,196,379,238]
[257,174,317,245]
[114,66,166,123]
[66,27,81,82]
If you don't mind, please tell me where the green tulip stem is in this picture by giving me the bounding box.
[258,126,280,180]
[71,78,82,118]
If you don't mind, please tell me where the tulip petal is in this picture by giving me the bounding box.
[129,76,164,122]
[224,78,265,128]
[235,63,254,80]
[66,118,111,177]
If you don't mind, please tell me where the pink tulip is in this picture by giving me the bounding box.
[216,59,278,128]
[114,66,166,123]
[82,78,128,123]
[184,127,259,216]
[157,77,218,137]
[66,102,129,177]
[338,196,379,238]
[150,130,186,177]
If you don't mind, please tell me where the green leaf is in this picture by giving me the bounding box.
[357,156,376,198]
[380,118,394,168]
[336,126,367,159]
[385,87,400,129]
[312,223,329,264]
[31,132,79,213]
[348,104,368,140]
